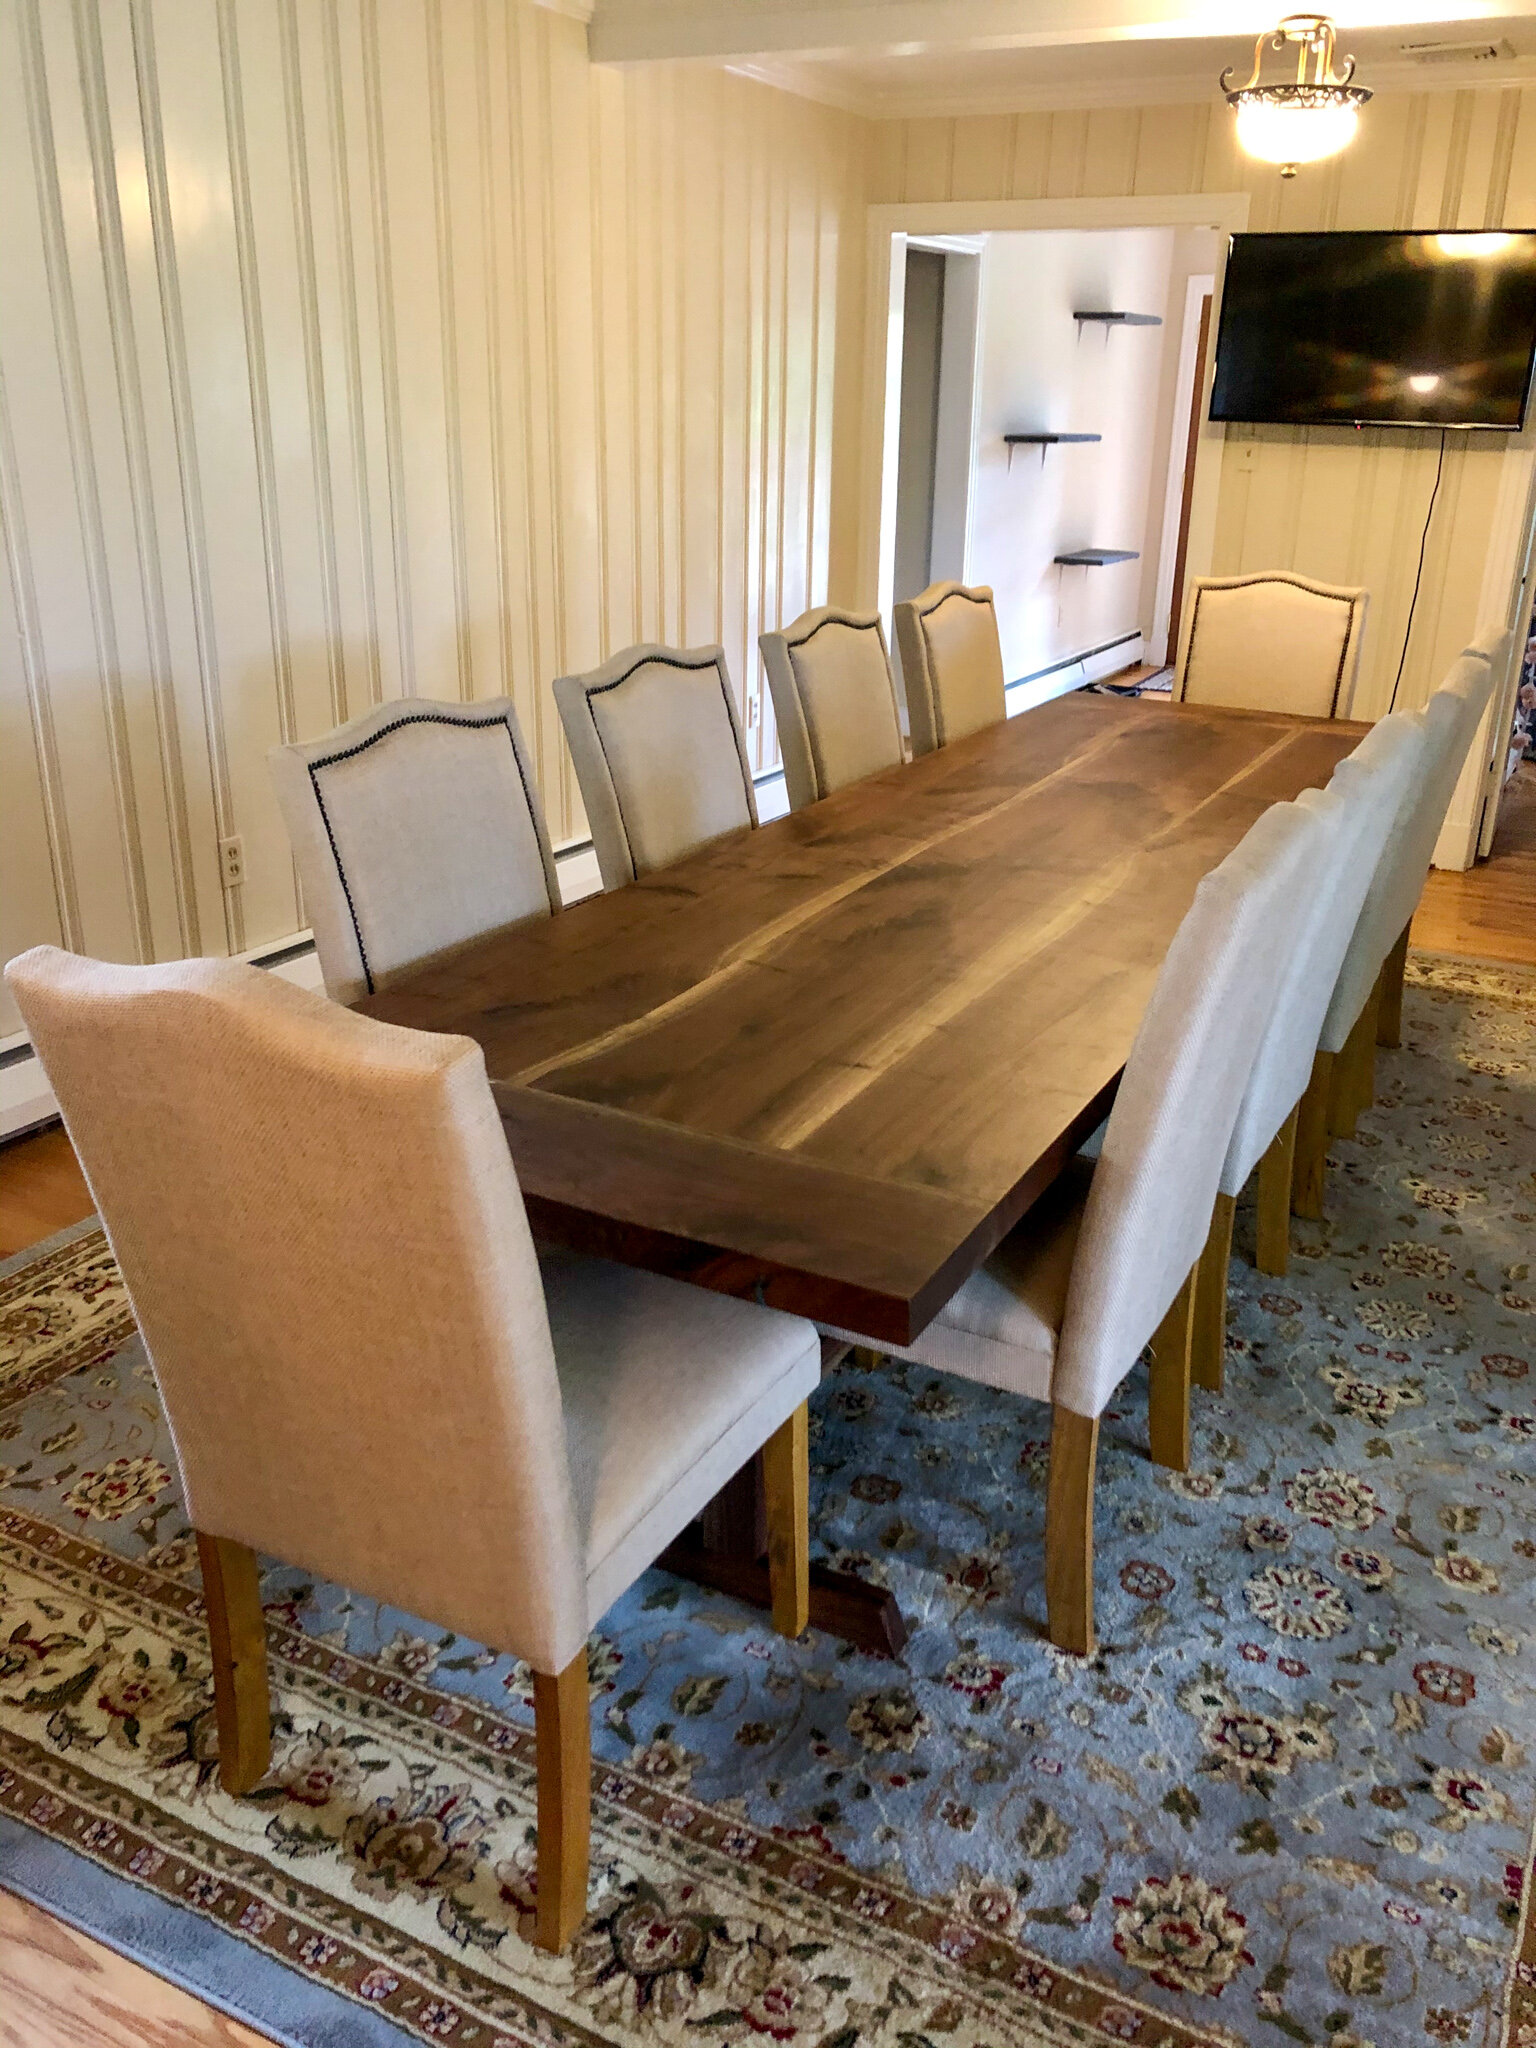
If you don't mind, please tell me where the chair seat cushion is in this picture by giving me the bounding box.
[825,1159,1090,1405]
[542,1250,822,1623]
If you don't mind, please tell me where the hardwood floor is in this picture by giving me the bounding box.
[0,1124,93,1258]
[0,1890,274,2048]
[0,1139,274,2041]
[1413,758,1536,967]
[0,757,1530,2046]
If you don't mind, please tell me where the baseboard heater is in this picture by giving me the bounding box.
[1006,631,1144,716]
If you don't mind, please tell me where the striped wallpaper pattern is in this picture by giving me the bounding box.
[0,0,863,1031]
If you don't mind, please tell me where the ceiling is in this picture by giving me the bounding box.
[573,1,1536,117]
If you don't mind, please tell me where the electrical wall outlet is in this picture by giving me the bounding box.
[219,835,245,890]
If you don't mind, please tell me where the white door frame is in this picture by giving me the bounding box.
[1151,269,1217,667]
[1470,423,1536,859]
[857,193,1252,620]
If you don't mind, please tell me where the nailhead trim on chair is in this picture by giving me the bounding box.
[578,651,745,885]
[1184,577,1362,718]
[306,708,539,996]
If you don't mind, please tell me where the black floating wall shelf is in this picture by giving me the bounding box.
[1072,310,1162,327]
[1054,548,1139,567]
[1003,431,1102,471]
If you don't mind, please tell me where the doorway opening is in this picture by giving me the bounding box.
[884,222,1222,716]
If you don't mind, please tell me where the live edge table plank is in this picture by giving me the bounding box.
[361,694,1362,1654]
[362,693,1361,1342]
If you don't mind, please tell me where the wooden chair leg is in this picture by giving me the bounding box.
[533,1652,591,1954]
[1330,989,1380,1137]
[1191,1193,1235,1393]
[1376,923,1410,1048]
[1147,1267,1195,1473]
[1292,1052,1332,1220]
[195,1532,271,1797]
[763,1401,809,1639]
[1255,1106,1298,1278]
[1328,1002,1365,1137]
[1046,1406,1098,1657]
[1353,982,1382,1120]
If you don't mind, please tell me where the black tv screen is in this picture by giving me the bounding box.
[1209,229,1536,430]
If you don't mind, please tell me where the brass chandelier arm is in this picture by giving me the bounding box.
[1222,13,1360,97]
[1221,29,1275,95]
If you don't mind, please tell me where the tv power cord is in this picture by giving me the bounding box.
[1388,426,1448,714]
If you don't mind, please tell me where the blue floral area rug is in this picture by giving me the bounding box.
[0,953,1532,2048]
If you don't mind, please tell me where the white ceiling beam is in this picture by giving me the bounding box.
[587,0,1533,65]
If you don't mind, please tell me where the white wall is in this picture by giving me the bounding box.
[964,225,1174,685]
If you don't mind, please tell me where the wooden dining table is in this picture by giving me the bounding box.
[361,690,1364,1651]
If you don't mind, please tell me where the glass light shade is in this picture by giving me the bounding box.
[1232,92,1361,166]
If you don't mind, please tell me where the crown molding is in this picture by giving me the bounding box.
[730,50,1536,121]
[588,0,1536,67]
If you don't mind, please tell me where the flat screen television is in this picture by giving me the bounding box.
[1209,229,1536,430]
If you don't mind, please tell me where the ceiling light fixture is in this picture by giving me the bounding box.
[1223,14,1371,179]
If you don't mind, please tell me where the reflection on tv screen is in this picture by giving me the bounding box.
[1209,231,1536,430]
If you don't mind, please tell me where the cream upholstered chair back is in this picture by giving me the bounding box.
[1220,714,1426,1197]
[759,607,904,810]
[269,698,559,1004]
[5,947,589,1678]
[1173,573,1369,719]
[554,644,758,891]
[1320,652,1495,1054]
[1464,624,1512,668]
[892,582,1007,756]
[1052,798,1330,1419]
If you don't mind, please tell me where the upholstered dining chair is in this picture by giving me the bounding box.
[827,796,1332,1655]
[269,697,560,1004]
[6,947,821,1955]
[1292,648,1498,1215]
[1172,572,1369,720]
[892,582,1007,757]
[1189,713,1426,1390]
[758,607,905,809]
[554,644,758,891]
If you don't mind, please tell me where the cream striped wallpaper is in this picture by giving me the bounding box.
[867,91,1536,725]
[3,10,1532,1044]
[0,0,864,1034]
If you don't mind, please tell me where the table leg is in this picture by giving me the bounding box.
[658,1346,909,1658]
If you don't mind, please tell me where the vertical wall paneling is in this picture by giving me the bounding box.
[126,0,238,954]
[358,0,415,699]
[316,0,384,712]
[73,0,201,957]
[18,0,154,967]
[0,363,81,978]
[2,0,866,985]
